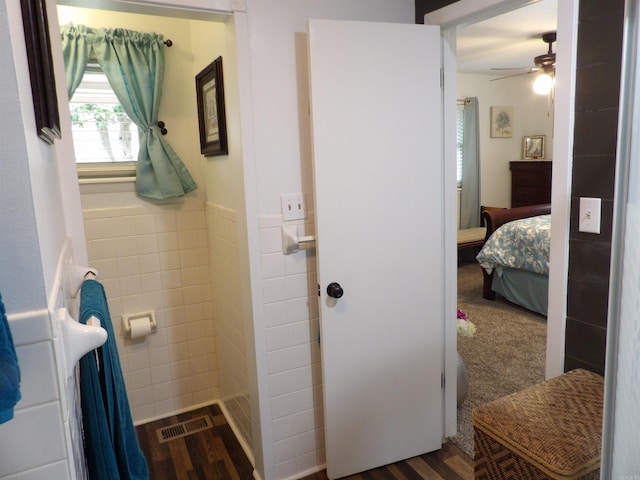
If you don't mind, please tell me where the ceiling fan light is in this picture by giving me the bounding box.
[533,73,553,95]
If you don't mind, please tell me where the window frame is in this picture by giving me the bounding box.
[70,62,138,182]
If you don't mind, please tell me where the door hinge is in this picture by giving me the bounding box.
[441,372,445,389]
[440,67,444,88]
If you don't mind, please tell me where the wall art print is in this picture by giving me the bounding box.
[195,56,228,156]
[490,106,513,138]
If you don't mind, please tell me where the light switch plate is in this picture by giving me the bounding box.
[579,197,601,234]
[281,193,306,221]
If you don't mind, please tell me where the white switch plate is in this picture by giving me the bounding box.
[579,197,601,234]
[281,193,306,221]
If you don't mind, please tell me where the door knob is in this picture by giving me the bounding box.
[327,282,344,299]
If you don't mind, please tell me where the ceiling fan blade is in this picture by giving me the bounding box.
[490,70,537,81]
[491,67,533,71]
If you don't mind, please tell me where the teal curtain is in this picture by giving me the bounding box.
[60,24,91,98]
[460,97,480,229]
[60,24,197,200]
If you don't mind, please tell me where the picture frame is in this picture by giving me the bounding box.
[20,0,61,144]
[490,106,513,138]
[195,56,228,156]
[523,135,545,159]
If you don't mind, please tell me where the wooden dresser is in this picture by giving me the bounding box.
[510,160,552,207]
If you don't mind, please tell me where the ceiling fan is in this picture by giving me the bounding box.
[490,31,557,82]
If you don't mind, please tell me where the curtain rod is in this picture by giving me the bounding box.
[164,39,173,47]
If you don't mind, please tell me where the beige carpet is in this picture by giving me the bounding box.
[451,262,547,458]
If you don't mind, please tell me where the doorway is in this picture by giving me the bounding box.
[433,0,577,389]
[451,0,557,455]
[54,0,255,465]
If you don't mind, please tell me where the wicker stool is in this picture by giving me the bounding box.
[472,369,604,480]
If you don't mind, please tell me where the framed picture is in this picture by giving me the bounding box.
[490,106,513,138]
[523,135,545,159]
[20,0,61,144]
[195,56,228,156]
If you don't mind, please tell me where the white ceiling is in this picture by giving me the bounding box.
[456,0,558,75]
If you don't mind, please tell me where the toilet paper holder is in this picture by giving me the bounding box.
[122,311,157,338]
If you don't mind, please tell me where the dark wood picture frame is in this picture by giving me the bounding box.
[20,0,61,144]
[195,56,228,156]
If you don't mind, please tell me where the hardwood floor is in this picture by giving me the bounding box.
[136,404,473,480]
[301,442,473,480]
[135,404,254,479]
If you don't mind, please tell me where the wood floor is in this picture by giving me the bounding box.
[136,404,474,480]
[301,442,473,480]
[135,404,254,479]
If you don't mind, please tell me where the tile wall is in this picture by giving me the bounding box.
[566,0,625,374]
[1,241,87,479]
[1,310,71,479]
[206,202,252,451]
[258,215,325,479]
[82,198,219,422]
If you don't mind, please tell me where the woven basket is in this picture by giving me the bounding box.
[472,369,604,480]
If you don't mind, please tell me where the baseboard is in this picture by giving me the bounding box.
[217,400,255,466]
[282,464,327,480]
[133,399,218,427]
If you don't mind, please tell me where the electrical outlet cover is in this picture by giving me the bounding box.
[579,197,601,234]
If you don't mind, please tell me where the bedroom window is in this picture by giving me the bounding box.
[456,106,464,186]
[69,64,139,179]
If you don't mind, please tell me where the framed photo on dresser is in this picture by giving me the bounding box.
[523,135,545,159]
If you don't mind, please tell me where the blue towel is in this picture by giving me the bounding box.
[79,279,149,480]
[0,292,21,424]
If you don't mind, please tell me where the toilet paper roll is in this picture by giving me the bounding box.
[129,317,152,339]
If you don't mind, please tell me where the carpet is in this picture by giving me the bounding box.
[450,262,547,458]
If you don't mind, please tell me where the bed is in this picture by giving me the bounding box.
[476,203,551,315]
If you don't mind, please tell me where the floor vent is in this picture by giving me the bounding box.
[156,415,213,443]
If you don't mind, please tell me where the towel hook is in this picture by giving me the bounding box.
[70,263,99,298]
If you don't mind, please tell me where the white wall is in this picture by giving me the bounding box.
[245,0,416,216]
[0,1,53,314]
[457,72,554,207]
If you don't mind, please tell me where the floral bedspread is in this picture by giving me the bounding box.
[475,214,551,276]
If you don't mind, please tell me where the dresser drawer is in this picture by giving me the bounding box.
[510,160,552,207]
[511,186,551,207]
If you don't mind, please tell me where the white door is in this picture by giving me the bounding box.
[308,19,444,479]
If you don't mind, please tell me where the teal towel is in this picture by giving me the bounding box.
[0,292,21,424]
[79,279,149,480]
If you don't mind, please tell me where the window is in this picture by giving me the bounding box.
[456,106,464,186]
[69,64,139,179]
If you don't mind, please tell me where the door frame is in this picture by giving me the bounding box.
[427,1,577,435]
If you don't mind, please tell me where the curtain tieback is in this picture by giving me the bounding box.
[157,121,168,135]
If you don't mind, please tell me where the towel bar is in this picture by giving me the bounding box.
[70,262,99,298]
[282,225,316,254]
[59,308,107,378]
